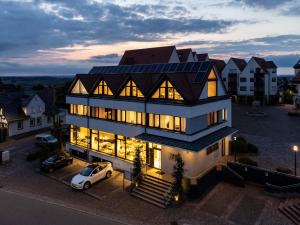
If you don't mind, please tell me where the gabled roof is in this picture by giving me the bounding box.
[118,46,176,65]
[196,53,209,62]
[0,97,27,122]
[69,61,225,104]
[252,57,277,71]
[293,71,300,83]
[209,59,226,75]
[230,57,247,71]
[176,48,193,62]
[293,60,300,69]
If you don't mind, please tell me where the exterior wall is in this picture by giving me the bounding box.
[221,59,241,90]
[168,49,180,63]
[294,83,300,108]
[23,94,45,117]
[8,115,52,136]
[239,58,258,96]
[186,52,196,62]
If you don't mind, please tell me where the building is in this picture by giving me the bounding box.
[222,57,277,104]
[176,48,195,62]
[0,88,65,137]
[293,60,300,108]
[66,60,237,182]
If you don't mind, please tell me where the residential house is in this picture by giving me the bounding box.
[293,60,300,108]
[176,48,196,62]
[66,60,237,183]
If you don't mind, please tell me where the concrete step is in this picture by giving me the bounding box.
[139,183,170,196]
[131,192,167,209]
[135,186,170,200]
[145,174,173,185]
[140,180,171,193]
[143,177,172,190]
[132,188,165,203]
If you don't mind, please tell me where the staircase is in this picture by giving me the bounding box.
[131,174,173,208]
[279,198,300,225]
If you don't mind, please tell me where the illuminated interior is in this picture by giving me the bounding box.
[152,81,183,100]
[71,80,88,94]
[117,110,146,125]
[91,130,115,155]
[149,113,186,132]
[93,80,113,95]
[120,80,144,97]
[70,104,88,116]
[207,69,217,97]
[70,125,90,148]
[207,111,218,126]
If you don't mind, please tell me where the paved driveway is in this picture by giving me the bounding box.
[232,104,300,174]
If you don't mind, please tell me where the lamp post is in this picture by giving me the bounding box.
[293,145,298,176]
[233,136,237,162]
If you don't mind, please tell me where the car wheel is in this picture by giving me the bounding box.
[83,182,91,190]
[48,168,54,173]
[106,171,112,178]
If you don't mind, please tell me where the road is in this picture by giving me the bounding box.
[0,189,127,225]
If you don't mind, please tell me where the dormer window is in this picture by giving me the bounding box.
[207,69,217,97]
[152,81,183,100]
[71,80,88,94]
[120,80,144,97]
[93,80,113,95]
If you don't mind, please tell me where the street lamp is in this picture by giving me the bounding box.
[233,136,237,162]
[293,145,298,176]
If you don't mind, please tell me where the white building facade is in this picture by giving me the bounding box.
[293,60,300,108]
[66,61,237,181]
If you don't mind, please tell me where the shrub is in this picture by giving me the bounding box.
[132,146,142,184]
[246,143,258,154]
[236,136,247,143]
[276,167,293,175]
[232,136,259,154]
[171,153,185,202]
[238,157,258,166]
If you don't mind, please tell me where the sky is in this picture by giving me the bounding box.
[0,0,300,76]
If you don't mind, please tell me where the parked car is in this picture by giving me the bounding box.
[70,162,113,190]
[35,134,58,146]
[40,154,73,173]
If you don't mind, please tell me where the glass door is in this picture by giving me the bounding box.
[154,149,161,169]
[148,143,162,170]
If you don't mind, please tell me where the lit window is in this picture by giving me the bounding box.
[71,80,88,94]
[207,70,217,97]
[148,113,186,132]
[93,80,113,95]
[120,80,144,97]
[152,81,183,100]
[208,111,218,126]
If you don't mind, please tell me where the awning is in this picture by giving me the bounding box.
[136,126,238,152]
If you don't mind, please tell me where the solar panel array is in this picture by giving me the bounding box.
[89,61,211,79]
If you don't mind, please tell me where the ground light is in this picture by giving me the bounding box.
[292,145,298,176]
[233,136,237,162]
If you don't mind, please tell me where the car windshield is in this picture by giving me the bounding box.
[47,155,58,162]
[80,166,95,176]
[46,135,56,141]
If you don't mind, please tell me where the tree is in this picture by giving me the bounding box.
[171,153,185,202]
[132,146,142,184]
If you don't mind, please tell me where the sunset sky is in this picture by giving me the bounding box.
[1,0,300,75]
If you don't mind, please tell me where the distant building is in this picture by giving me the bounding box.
[222,57,277,104]
[293,60,300,108]
[176,48,195,62]
[0,87,65,137]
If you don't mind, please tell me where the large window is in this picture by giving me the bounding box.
[70,104,88,116]
[71,80,88,94]
[152,81,183,100]
[149,113,186,132]
[93,80,113,95]
[207,70,217,97]
[117,110,146,125]
[208,111,218,126]
[70,125,90,148]
[116,136,146,162]
[120,80,144,97]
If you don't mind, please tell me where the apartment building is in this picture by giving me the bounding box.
[293,60,300,108]
[66,60,237,181]
[222,57,277,104]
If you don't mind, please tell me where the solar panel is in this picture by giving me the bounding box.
[118,66,126,73]
[102,67,109,73]
[144,64,152,73]
[138,64,146,73]
[194,71,206,82]
[110,66,118,73]
[162,64,171,72]
[105,66,113,73]
[150,64,158,73]
[191,62,202,72]
[122,66,130,73]
[155,64,164,73]
[132,65,141,73]
[168,63,178,72]
[200,61,210,72]
[184,62,194,72]
[176,63,186,72]
[127,65,134,73]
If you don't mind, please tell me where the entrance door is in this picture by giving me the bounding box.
[148,143,162,170]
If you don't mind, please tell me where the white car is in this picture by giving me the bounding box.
[35,134,58,145]
[70,162,113,190]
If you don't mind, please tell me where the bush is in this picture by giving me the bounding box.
[246,143,258,154]
[232,136,259,154]
[276,167,293,175]
[238,157,258,166]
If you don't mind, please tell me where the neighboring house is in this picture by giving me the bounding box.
[221,58,247,98]
[66,59,237,182]
[293,60,300,108]
[210,59,226,76]
[223,57,277,104]
[176,48,195,62]
[0,88,65,137]
[196,53,209,62]
[118,46,180,65]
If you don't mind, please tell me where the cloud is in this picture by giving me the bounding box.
[231,0,293,8]
[265,54,300,67]
[88,53,120,63]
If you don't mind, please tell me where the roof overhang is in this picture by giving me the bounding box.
[136,126,238,152]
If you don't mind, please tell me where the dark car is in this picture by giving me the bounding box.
[40,154,73,173]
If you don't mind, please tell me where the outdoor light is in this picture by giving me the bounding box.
[174,195,179,202]
[233,136,237,162]
[292,145,298,176]
[233,136,237,141]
